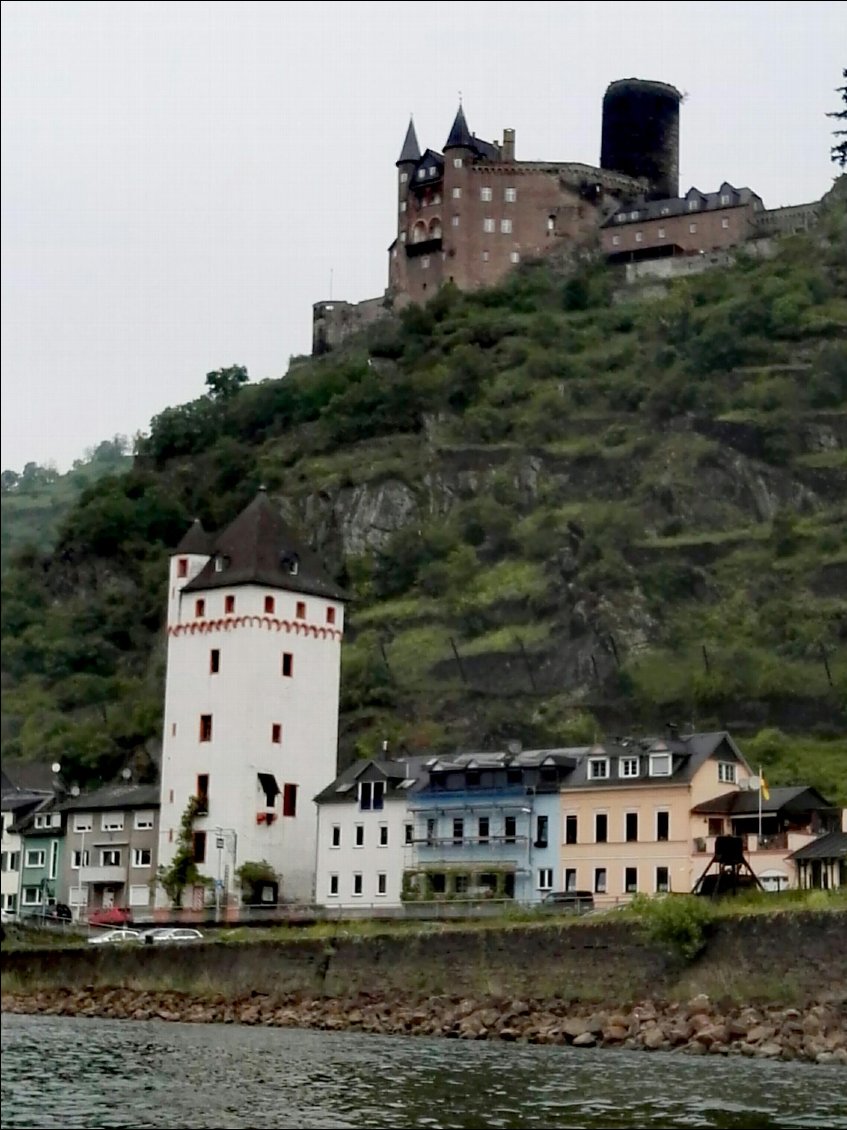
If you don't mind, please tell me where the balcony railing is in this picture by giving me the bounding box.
[412,834,529,849]
[692,831,816,855]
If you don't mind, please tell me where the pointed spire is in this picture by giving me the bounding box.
[173,517,213,556]
[397,117,420,165]
[444,104,473,151]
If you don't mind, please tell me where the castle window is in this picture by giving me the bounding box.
[635,232,643,243]
[282,653,293,678]
[658,228,666,239]
[177,558,188,578]
[453,157,462,168]
[326,606,336,625]
[615,214,626,223]
[400,172,407,183]
[612,235,621,246]
[196,774,209,811]
[225,595,235,614]
[432,193,441,205]
[688,200,699,211]
[392,248,397,259]
[400,201,406,212]
[421,256,430,269]
[199,715,213,742]
[689,223,697,233]
[400,232,406,242]
[452,187,461,199]
[192,832,206,864]
[296,601,306,619]
[271,723,281,744]
[660,206,670,215]
[720,194,730,205]
[510,251,520,263]
[480,187,492,201]
[722,218,730,229]
[483,218,495,233]
[500,219,512,234]
[195,599,205,617]
[482,250,490,261]
[504,187,516,203]
[265,596,275,614]
[547,215,555,232]
[209,649,220,674]
[630,211,639,220]
[428,166,436,177]
[417,169,425,179]
[452,215,460,227]
[283,783,298,817]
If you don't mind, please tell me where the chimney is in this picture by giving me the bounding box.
[502,128,515,162]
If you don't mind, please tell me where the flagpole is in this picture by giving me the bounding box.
[758,765,763,845]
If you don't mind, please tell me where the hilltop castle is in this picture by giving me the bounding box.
[312,77,821,355]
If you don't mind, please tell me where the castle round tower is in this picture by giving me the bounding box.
[156,489,347,908]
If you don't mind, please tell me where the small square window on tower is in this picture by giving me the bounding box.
[225,595,235,614]
[282,653,294,678]
[195,599,205,618]
[177,558,188,578]
[199,715,213,742]
[209,649,220,674]
[326,607,336,625]
[295,601,306,619]
[271,723,282,744]
[264,596,275,614]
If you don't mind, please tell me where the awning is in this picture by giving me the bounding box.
[257,773,280,805]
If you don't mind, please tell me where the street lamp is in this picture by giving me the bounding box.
[213,827,237,921]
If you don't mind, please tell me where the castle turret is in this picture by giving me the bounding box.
[444,104,475,158]
[397,117,420,166]
[396,117,420,241]
[600,78,682,201]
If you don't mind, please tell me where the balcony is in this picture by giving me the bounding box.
[79,865,125,884]
[405,237,442,259]
[692,832,817,856]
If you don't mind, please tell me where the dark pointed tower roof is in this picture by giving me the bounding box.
[444,104,473,150]
[183,488,348,601]
[172,518,214,556]
[397,117,421,165]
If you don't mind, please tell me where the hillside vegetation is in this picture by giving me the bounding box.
[2,190,846,801]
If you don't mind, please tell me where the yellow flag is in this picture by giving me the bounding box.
[761,775,770,801]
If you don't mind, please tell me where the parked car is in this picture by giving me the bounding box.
[142,927,204,944]
[88,928,143,945]
[89,906,132,927]
[542,891,595,913]
[1,908,18,924]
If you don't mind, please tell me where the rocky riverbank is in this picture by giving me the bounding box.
[3,987,845,1064]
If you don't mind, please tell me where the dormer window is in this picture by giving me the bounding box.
[417,169,425,180]
[615,213,626,223]
[660,206,670,216]
[280,552,299,576]
[589,758,609,780]
[718,762,736,784]
[720,194,731,205]
[214,555,228,573]
[620,757,639,778]
[428,166,436,177]
[688,200,699,211]
[359,781,385,811]
[649,753,672,777]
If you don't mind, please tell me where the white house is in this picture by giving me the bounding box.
[156,488,347,906]
[315,759,427,909]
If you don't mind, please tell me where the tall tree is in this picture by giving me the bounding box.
[205,364,249,401]
[829,68,847,169]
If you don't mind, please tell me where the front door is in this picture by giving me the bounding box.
[102,888,115,909]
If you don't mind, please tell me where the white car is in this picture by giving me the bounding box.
[88,928,143,945]
[142,927,204,944]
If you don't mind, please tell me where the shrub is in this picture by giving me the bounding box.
[632,893,717,961]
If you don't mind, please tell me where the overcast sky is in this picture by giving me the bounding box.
[1,1,843,472]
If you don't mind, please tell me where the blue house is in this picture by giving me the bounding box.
[404,748,578,905]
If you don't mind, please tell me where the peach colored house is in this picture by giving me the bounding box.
[557,730,754,903]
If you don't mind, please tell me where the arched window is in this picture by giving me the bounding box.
[428,217,442,240]
[412,221,427,244]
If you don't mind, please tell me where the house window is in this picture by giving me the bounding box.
[282,653,293,678]
[25,849,45,868]
[504,187,516,202]
[650,754,671,777]
[510,251,520,263]
[326,607,336,625]
[71,850,90,869]
[23,888,43,906]
[536,815,549,848]
[130,885,149,907]
[405,823,413,845]
[421,256,430,269]
[134,811,155,830]
[282,784,298,817]
[195,599,205,617]
[482,251,490,261]
[214,556,225,572]
[453,818,464,845]
[481,187,492,201]
[331,825,341,848]
[564,868,577,892]
[190,832,205,864]
[6,893,17,911]
[538,868,553,891]
[377,873,388,896]
[196,774,209,812]
[452,215,460,227]
[329,874,339,896]
[721,218,730,229]
[478,816,490,843]
[565,814,578,844]
[271,723,282,744]
[265,596,275,614]
[177,558,188,578]
[132,848,152,867]
[589,758,609,780]
[379,825,389,847]
[355,824,364,847]
[210,649,220,674]
[224,595,235,614]
[426,818,436,844]
[353,873,363,896]
[656,866,670,893]
[101,813,124,832]
[656,811,670,842]
[708,817,724,837]
[101,848,121,867]
[620,757,639,778]
[658,227,666,239]
[483,218,495,233]
[199,715,213,742]
[612,236,621,246]
[500,219,512,234]
[594,868,607,894]
[296,601,306,619]
[417,169,425,179]
[428,166,436,177]
[688,200,699,211]
[73,814,93,833]
[689,223,697,233]
[720,194,730,205]
[630,211,639,220]
[504,815,517,844]
[718,762,736,784]
[595,813,608,843]
[452,186,462,198]
[625,812,638,843]
[625,867,638,894]
[635,231,643,242]
[359,781,384,811]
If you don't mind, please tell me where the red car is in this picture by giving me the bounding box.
[88,907,132,926]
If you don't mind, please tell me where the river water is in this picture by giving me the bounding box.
[2,1014,846,1129]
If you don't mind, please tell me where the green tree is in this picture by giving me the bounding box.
[829,68,847,168]
[205,364,249,401]
[156,797,203,907]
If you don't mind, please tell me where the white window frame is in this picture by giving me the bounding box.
[588,758,609,780]
[101,813,124,832]
[378,824,389,848]
[376,872,388,896]
[405,824,413,845]
[649,753,671,777]
[615,213,626,223]
[330,825,341,849]
[453,157,463,168]
[655,866,670,893]
[538,867,553,891]
[480,187,492,201]
[688,200,699,211]
[417,169,425,180]
[620,757,639,778]
[134,811,155,831]
[352,873,363,896]
[500,218,512,234]
[720,194,730,205]
[328,874,339,897]
[658,228,666,239]
[718,762,736,784]
[399,172,408,183]
[399,201,406,212]
[452,186,461,198]
[354,824,364,848]
[22,887,43,906]
[689,223,697,234]
[483,218,495,233]
[612,235,621,246]
[71,849,90,870]
[594,867,607,895]
[656,809,670,842]
[129,885,150,907]
[564,867,577,892]
[594,811,609,843]
[101,848,121,867]
[451,215,460,227]
[635,231,643,243]
[721,218,730,229]
[482,250,490,261]
[624,866,638,894]
[504,187,516,203]
[132,848,152,868]
[510,251,520,263]
[25,849,45,868]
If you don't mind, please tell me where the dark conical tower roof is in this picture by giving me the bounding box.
[172,518,214,556]
[444,104,473,150]
[397,117,421,164]
[183,488,348,601]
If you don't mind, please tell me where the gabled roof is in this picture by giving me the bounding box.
[560,731,747,790]
[58,784,160,812]
[445,104,474,150]
[603,183,763,227]
[1,761,56,794]
[173,518,214,556]
[692,786,835,817]
[314,757,431,806]
[397,117,421,164]
[789,831,847,862]
[183,488,347,601]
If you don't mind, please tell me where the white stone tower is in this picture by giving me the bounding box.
[156,488,346,906]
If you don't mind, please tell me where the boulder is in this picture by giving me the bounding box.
[573,1032,597,1047]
